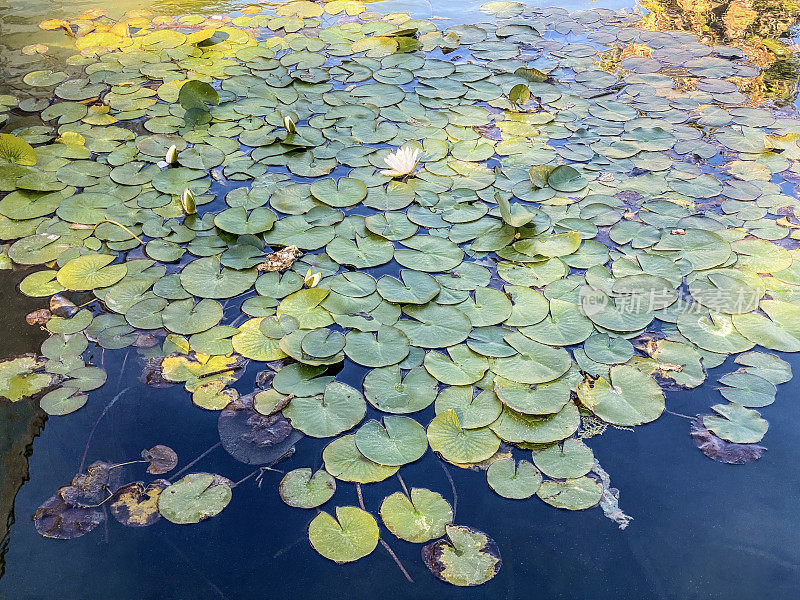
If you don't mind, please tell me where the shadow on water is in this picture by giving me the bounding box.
[0,269,48,579]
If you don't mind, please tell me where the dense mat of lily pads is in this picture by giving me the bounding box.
[1,0,800,586]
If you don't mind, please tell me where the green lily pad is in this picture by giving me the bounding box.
[718,371,776,407]
[322,434,399,483]
[163,299,223,335]
[344,326,410,367]
[734,351,792,384]
[422,525,501,587]
[377,270,440,304]
[283,381,365,438]
[0,133,37,165]
[380,488,453,543]
[490,402,580,444]
[703,403,768,443]
[308,506,379,564]
[394,235,464,272]
[532,438,594,479]
[178,80,220,111]
[57,253,127,291]
[39,387,88,416]
[180,257,257,299]
[214,207,277,235]
[158,473,232,524]
[427,409,500,464]
[434,386,502,429]
[577,365,665,426]
[536,476,603,510]
[493,373,573,415]
[355,416,428,466]
[279,468,336,509]
[490,332,571,385]
[486,458,542,499]
[424,345,488,386]
[277,288,332,329]
[310,177,367,208]
[396,304,471,348]
[363,365,438,414]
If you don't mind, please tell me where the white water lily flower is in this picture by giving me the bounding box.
[381,146,420,177]
[181,188,196,215]
[304,268,321,288]
[284,115,297,134]
[165,144,178,165]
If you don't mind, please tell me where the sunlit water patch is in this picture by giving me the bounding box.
[0,0,800,596]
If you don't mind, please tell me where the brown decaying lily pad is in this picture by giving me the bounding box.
[142,445,178,475]
[109,480,170,527]
[34,490,105,539]
[34,460,125,538]
[218,393,299,464]
[691,416,766,464]
[421,525,502,587]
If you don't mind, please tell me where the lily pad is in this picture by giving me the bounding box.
[422,525,501,587]
[355,416,428,466]
[158,473,232,524]
[110,481,170,528]
[323,434,399,483]
[536,477,603,510]
[427,409,500,464]
[380,488,453,543]
[703,403,768,443]
[363,365,438,414]
[308,506,379,564]
[283,381,365,438]
[279,468,336,509]
[577,366,665,426]
[486,458,542,499]
[532,438,594,479]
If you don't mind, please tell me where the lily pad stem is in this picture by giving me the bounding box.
[108,459,147,470]
[80,387,131,472]
[440,462,458,520]
[198,366,239,379]
[84,490,118,508]
[170,441,222,481]
[396,472,410,497]
[380,539,414,583]
[91,219,144,245]
[231,465,281,488]
[665,409,693,420]
[356,484,413,583]
[356,482,365,510]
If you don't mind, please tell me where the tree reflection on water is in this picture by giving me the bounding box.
[637,0,800,102]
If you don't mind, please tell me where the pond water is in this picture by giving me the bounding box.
[1,0,800,598]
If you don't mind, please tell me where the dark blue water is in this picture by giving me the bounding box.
[1,339,798,600]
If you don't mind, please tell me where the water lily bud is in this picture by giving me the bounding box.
[304,268,321,288]
[284,115,296,134]
[181,188,196,215]
[165,144,178,165]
